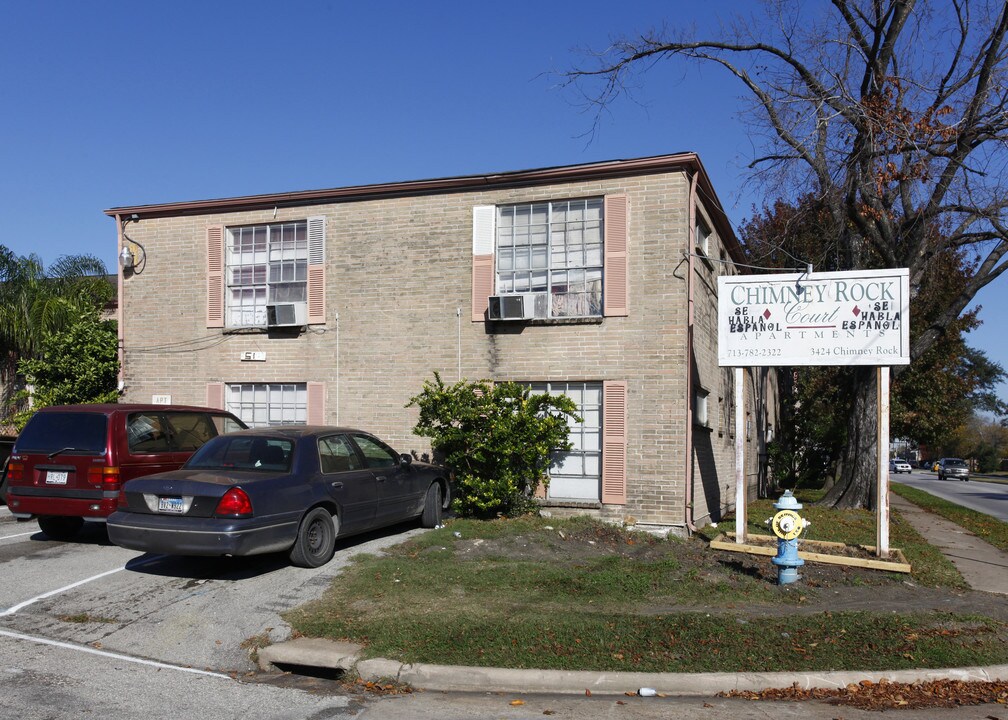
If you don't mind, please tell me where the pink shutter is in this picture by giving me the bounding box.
[207,226,225,328]
[307,382,326,425]
[206,382,225,410]
[471,205,496,321]
[603,195,628,317]
[307,216,326,324]
[601,380,628,505]
[472,255,494,321]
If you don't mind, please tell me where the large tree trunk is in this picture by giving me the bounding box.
[821,367,877,509]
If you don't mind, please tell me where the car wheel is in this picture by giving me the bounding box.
[289,507,338,568]
[420,483,443,528]
[37,516,84,541]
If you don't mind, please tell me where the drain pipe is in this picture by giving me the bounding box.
[684,171,698,534]
[114,214,126,394]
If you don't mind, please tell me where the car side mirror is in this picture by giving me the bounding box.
[399,453,413,467]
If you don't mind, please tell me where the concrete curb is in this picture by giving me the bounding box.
[259,638,1008,696]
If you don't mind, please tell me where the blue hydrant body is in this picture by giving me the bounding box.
[769,490,808,585]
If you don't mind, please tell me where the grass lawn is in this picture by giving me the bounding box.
[285,500,1008,673]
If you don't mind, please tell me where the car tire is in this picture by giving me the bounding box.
[420,483,442,529]
[289,507,338,568]
[37,516,84,541]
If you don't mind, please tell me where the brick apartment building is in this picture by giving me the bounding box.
[105,153,777,534]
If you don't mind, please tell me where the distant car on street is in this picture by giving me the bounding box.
[937,457,970,482]
[107,426,451,568]
[889,458,912,474]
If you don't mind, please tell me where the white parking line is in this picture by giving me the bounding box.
[0,530,36,542]
[0,555,162,617]
[0,566,127,617]
[0,628,232,679]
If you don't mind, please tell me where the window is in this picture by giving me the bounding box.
[127,413,171,453]
[319,435,362,473]
[352,433,399,469]
[696,218,711,256]
[163,412,217,452]
[695,388,710,428]
[226,221,308,327]
[530,381,602,501]
[226,383,307,427]
[497,199,603,318]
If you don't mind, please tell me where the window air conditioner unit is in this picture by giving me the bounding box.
[266,301,307,327]
[487,292,548,321]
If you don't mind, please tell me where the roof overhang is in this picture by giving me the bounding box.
[105,152,743,264]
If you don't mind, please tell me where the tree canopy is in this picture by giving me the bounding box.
[567,0,1008,506]
[0,246,114,418]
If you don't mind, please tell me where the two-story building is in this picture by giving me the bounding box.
[105,152,777,534]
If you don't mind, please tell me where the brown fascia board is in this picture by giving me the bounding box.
[104,152,745,265]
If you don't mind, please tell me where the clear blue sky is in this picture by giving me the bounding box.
[1,1,1004,404]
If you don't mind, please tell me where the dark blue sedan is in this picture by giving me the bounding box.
[107,427,450,567]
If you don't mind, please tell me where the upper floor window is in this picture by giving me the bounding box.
[226,221,308,327]
[496,198,603,318]
[696,218,711,256]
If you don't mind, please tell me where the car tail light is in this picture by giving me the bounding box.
[215,487,253,518]
[88,465,121,490]
[117,489,128,509]
[6,462,22,483]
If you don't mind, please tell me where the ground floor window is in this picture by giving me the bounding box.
[529,381,602,502]
[226,383,307,427]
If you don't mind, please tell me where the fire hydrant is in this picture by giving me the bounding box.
[768,490,809,585]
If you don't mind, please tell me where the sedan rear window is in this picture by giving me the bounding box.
[15,412,108,454]
[187,435,293,471]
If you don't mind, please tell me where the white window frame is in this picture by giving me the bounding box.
[226,382,307,427]
[530,381,602,501]
[225,220,309,327]
[696,217,712,256]
[496,199,604,318]
[695,388,710,428]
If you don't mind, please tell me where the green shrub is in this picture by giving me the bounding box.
[407,372,579,517]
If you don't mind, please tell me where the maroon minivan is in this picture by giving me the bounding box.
[6,404,247,540]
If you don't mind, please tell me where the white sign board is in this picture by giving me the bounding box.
[718,268,910,367]
[151,395,172,405]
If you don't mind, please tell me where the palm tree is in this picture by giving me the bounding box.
[0,246,113,408]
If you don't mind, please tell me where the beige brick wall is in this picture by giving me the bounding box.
[118,167,770,530]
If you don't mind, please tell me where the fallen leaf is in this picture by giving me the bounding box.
[510,700,525,706]
[585,689,592,697]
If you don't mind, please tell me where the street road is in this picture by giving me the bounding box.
[893,470,1008,522]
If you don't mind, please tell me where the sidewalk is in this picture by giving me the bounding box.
[889,492,1008,594]
[259,493,1008,695]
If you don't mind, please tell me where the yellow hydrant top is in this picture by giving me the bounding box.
[771,508,808,540]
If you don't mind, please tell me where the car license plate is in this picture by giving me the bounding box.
[157,497,185,514]
[45,471,68,485]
